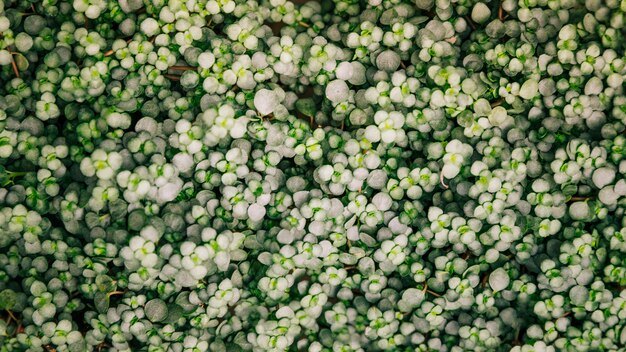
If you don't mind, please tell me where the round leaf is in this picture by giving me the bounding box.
[145,298,168,323]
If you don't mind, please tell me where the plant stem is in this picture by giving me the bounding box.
[169,66,197,71]
[10,52,19,78]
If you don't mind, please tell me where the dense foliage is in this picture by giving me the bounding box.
[0,0,625,351]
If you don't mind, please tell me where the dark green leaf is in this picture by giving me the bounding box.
[94,292,110,313]
[95,275,116,293]
[163,303,184,324]
[0,289,17,310]
[295,98,316,117]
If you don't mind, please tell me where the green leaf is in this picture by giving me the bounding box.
[127,209,146,231]
[95,275,116,293]
[85,212,103,229]
[175,292,197,313]
[145,298,168,322]
[0,289,17,310]
[561,183,578,197]
[163,303,184,324]
[68,340,87,352]
[109,199,128,220]
[94,292,110,313]
[296,98,316,117]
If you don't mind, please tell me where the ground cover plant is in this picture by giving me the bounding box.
[0,0,625,350]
